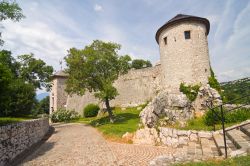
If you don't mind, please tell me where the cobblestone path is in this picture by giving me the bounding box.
[20,123,174,166]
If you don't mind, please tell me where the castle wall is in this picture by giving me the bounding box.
[66,65,161,114]
[159,21,211,91]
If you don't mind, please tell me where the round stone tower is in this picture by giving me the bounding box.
[156,14,211,91]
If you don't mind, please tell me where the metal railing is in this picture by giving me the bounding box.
[206,94,250,158]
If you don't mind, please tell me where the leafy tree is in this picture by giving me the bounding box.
[131,59,152,69]
[65,40,131,122]
[37,96,50,114]
[7,79,36,116]
[18,54,54,90]
[0,50,19,75]
[0,0,25,45]
[0,50,53,116]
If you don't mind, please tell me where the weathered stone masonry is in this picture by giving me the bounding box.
[0,118,49,166]
[50,14,212,116]
[66,64,161,114]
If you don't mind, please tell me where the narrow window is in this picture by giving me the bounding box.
[184,31,191,39]
[174,37,176,42]
[163,37,167,45]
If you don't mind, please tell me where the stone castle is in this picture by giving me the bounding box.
[50,14,214,117]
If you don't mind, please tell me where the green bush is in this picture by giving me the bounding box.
[225,108,250,123]
[179,83,201,101]
[50,108,80,122]
[204,108,250,126]
[83,104,100,117]
[203,108,221,126]
[208,68,222,95]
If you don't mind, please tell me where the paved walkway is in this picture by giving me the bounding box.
[20,123,174,166]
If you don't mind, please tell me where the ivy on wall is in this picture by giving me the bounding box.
[208,68,221,94]
[179,83,201,102]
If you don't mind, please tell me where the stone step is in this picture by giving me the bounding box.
[186,142,203,160]
[213,133,236,156]
[226,129,250,149]
[200,138,220,159]
[240,124,250,138]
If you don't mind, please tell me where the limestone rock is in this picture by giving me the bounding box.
[189,132,198,142]
[178,136,189,145]
[140,90,192,128]
[194,84,222,114]
[122,132,134,142]
[198,131,212,138]
[133,127,158,145]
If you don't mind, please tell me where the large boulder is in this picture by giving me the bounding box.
[193,84,222,117]
[140,84,222,128]
[140,90,192,128]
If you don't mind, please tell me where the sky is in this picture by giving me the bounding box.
[1,0,250,87]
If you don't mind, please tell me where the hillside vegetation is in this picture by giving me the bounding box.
[220,77,250,104]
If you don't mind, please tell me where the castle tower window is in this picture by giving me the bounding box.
[163,37,167,45]
[184,31,191,39]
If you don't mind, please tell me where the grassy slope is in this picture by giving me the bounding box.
[0,117,33,126]
[71,107,141,141]
[174,155,250,166]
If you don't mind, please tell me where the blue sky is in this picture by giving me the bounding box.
[1,0,250,84]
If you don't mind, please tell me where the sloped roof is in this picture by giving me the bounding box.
[52,70,68,78]
[155,14,210,44]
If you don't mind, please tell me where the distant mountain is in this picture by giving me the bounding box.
[220,77,250,104]
[36,92,49,101]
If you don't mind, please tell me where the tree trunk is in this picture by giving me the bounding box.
[105,98,114,123]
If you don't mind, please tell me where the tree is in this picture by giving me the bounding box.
[18,54,54,90]
[131,59,152,69]
[65,40,131,122]
[0,50,53,116]
[7,79,36,116]
[37,96,50,114]
[0,0,25,45]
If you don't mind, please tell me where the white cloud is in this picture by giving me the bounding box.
[206,15,220,25]
[210,0,250,82]
[218,67,250,81]
[94,4,103,12]
[1,20,76,71]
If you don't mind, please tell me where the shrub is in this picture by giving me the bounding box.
[83,104,100,117]
[179,83,201,102]
[208,68,223,97]
[225,108,250,123]
[203,108,250,126]
[50,108,80,122]
[203,108,221,126]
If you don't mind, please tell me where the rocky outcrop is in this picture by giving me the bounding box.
[140,84,221,128]
[193,84,222,117]
[140,91,193,128]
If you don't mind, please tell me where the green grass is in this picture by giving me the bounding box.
[71,106,141,141]
[0,117,34,126]
[174,155,250,166]
[175,117,239,131]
